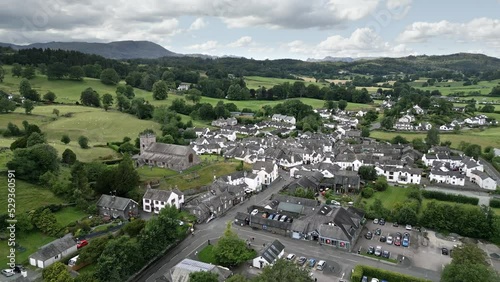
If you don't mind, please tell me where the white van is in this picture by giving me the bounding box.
[68,255,79,267]
[316,260,326,270]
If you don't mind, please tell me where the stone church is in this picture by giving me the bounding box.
[134,133,200,171]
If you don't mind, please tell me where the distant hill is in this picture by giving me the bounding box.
[306,56,379,63]
[0,40,179,59]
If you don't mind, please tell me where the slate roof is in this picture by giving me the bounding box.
[271,194,319,207]
[143,188,183,202]
[471,170,492,180]
[96,195,136,211]
[259,240,285,264]
[168,259,231,282]
[30,234,76,261]
[277,202,304,214]
[253,161,275,173]
[146,143,192,156]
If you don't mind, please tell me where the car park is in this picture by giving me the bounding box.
[286,253,296,261]
[386,236,393,245]
[375,228,381,235]
[379,236,386,243]
[367,246,375,255]
[251,209,258,216]
[441,248,449,255]
[406,224,412,231]
[1,269,14,277]
[365,231,373,239]
[382,250,390,258]
[394,236,401,246]
[286,217,293,223]
[373,218,379,224]
[379,218,385,225]
[268,214,275,220]
[297,257,307,266]
[393,222,399,227]
[374,246,382,256]
[308,258,317,267]
[402,232,410,247]
[316,260,326,270]
[274,214,282,221]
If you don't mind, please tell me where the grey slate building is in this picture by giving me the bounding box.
[29,233,77,268]
[96,194,139,220]
[135,133,200,171]
[167,259,231,282]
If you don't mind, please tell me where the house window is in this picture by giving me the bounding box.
[55,255,59,259]
[188,154,194,163]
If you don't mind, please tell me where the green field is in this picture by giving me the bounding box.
[362,186,410,210]
[0,175,65,214]
[409,79,500,96]
[0,231,56,266]
[244,76,330,89]
[371,128,500,149]
[54,206,88,227]
[197,245,217,264]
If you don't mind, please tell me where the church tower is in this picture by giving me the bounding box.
[140,133,156,154]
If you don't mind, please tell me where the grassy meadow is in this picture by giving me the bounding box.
[370,127,500,149]
[409,79,500,96]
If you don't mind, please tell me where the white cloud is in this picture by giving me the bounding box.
[398,18,500,47]
[227,36,253,48]
[188,18,207,31]
[187,40,219,52]
[385,0,412,19]
[289,28,413,57]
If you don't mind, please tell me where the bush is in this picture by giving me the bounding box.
[490,198,500,208]
[422,190,479,205]
[352,265,431,282]
[361,187,374,198]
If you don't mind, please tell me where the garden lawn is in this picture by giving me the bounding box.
[137,166,179,181]
[362,186,410,210]
[0,231,56,266]
[0,175,65,214]
[198,245,217,264]
[370,129,500,149]
[54,206,87,227]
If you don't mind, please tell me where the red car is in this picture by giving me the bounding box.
[77,240,88,249]
[394,236,401,246]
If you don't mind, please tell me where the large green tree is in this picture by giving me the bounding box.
[94,154,139,196]
[95,236,144,282]
[12,63,23,77]
[80,87,101,107]
[100,68,120,85]
[152,80,169,100]
[68,66,85,81]
[79,236,111,264]
[22,65,36,79]
[213,223,256,267]
[0,97,16,113]
[43,262,73,282]
[425,127,440,146]
[441,243,498,282]
[7,144,59,182]
[22,99,35,114]
[102,93,114,111]
[0,65,5,82]
[255,259,313,282]
[189,271,219,282]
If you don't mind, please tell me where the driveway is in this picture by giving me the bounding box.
[424,186,491,206]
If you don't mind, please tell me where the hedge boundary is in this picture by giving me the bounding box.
[351,265,432,282]
[422,190,479,205]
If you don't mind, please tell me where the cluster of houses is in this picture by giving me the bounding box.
[315,108,362,128]
[425,147,497,190]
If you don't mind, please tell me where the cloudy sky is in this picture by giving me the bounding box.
[1,0,499,59]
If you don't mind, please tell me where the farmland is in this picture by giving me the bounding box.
[409,79,500,96]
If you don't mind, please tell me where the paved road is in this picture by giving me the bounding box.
[425,186,491,206]
[132,175,441,282]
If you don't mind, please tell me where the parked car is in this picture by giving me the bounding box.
[13,265,24,273]
[382,250,391,259]
[402,232,410,247]
[308,258,317,268]
[379,218,386,225]
[373,218,379,224]
[77,239,88,249]
[375,228,381,235]
[367,246,375,255]
[394,236,401,246]
[251,209,259,216]
[286,253,296,261]
[405,224,412,231]
[316,260,326,270]
[279,215,288,222]
[297,257,307,266]
[393,222,399,227]
[379,236,386,243]
[374,246,382,256]
[371,278,379,282]
[1,269,14,277]
[268,214,275,220]
[362,276,368,282]
[386,236,393,245]
[365,231,373,239]
[274,214,282,221]
[286,217,293,223]
[441,248,449,255]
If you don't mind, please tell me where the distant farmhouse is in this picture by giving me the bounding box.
[177,82,190,91]
[134,133,200,171]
